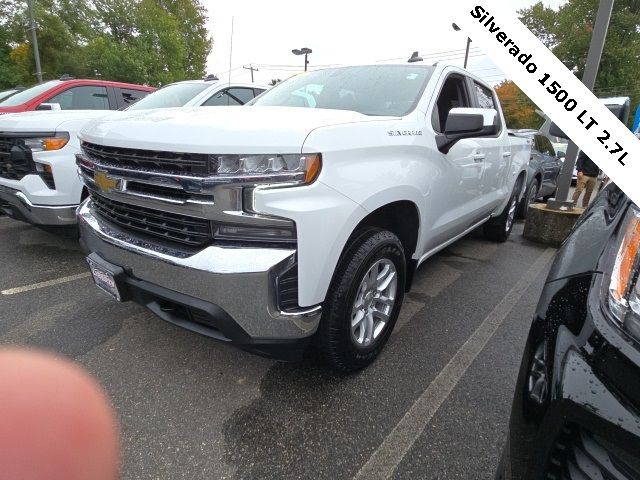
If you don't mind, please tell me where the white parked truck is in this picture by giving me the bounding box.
[0,80,265,230]
[77,64,530,371]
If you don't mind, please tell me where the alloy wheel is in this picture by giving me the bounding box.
[350,259,398,348]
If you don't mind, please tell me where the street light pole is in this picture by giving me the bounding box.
[548,0,615,209]
[463,37,472,69]
[292,48,312,72]
[26,0,43,82]
[452,24,472,69]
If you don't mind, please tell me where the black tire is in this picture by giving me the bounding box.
[516,180,539,220]
[316,227,406,372]
[483,183,521,243]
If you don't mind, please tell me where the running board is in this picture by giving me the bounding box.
[417,216,492,267]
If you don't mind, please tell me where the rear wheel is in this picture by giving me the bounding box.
[316,228,406,372]
[483,183,521,243]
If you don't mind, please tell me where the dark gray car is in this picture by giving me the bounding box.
[510,131,563,219]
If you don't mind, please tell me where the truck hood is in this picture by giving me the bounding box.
[80,106,396,153]
[0,110,109,133]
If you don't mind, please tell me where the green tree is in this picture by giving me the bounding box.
[0,27,23,88]
[0,0,212,88]
[520,0,640,124]
[87,0,211,85]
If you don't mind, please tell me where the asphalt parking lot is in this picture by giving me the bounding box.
[0,216,555,480]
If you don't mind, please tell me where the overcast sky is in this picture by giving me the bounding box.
[203,1,566,86]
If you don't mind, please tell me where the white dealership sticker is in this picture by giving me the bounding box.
[449,1,640,205]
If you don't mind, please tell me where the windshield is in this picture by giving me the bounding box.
[0,89,19,102]
[0,81,62,106]
[252,65,435,116]
[127,82,211,111]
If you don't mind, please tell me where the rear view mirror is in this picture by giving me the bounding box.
[437,108,498,154]
[549,122,567,140]
[36,103,61,111]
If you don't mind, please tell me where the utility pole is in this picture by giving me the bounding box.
[243,64,259,83]
[549,0,615,210]
[26,0,43,83]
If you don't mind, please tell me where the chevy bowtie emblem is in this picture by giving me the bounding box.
[94,171,120,193]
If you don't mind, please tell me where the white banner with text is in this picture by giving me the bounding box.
[449,1,640,205]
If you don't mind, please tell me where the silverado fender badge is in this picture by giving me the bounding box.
[388,130,423,137]
[94,170,121,193]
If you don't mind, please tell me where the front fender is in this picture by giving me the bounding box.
[254,181,368,307]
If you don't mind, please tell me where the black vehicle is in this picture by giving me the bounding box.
[510,130,563,219]
[497,183,640,479]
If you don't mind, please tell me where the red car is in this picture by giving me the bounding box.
[0,76,155,114]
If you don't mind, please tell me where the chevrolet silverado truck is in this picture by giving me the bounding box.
[0,80,265,231]
[76,64,530,371]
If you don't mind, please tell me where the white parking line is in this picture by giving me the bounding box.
[353,247,556,480]
[1,272,92,295]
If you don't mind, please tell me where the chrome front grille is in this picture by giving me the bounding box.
[0,136,33,180]
[90,191,212,248]
[82,141,210,176]
[126,181,192,201]
[78,143,297,252]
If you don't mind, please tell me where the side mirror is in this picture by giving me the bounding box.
[549,122,567,140]
[36,103,62,111]
[556,150,566,159]
[436,108,498,154]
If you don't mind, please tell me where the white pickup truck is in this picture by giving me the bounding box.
[77,64,530,371]
[0,80,265,230]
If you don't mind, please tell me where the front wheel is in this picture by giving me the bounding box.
[516,181,538,220]
[316,228,406,372]
[483,185,520,243]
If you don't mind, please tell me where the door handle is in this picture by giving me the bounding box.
[473,154,486,162]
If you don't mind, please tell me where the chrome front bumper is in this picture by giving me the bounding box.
[77,199,322,342]
[0,185,77,226]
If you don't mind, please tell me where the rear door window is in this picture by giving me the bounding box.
[536,135,555,156]
[473,81,502,131]
[473,82,497,109]
[46,86,110,110]
[118,88,150,108]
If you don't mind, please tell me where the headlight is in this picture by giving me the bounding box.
[23,132,69,152]
[210,153,321,185]
[607,207,640,341]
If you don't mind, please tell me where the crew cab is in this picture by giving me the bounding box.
[0,80,265,230]
[0,76,154,115]
[76,64,531,371]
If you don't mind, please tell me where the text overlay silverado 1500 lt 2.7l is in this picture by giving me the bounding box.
[0,80,265,230]
[77,64,530,371]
